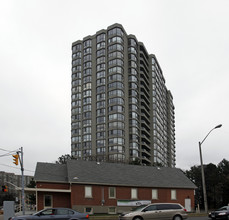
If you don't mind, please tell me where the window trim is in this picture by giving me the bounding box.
[108,207,116,214]
[171,189,177,200]
[85,186,92,198]
[152,189,158,200]
[131,188,138,199]
[109,187,116,199]
[44,195,53,208]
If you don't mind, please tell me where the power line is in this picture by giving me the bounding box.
[0,147,11,152]
[0,147,20,152]
[0,163,68,178]
[0,163,34,173]
[0,152,15,157]
[0,147,20,157]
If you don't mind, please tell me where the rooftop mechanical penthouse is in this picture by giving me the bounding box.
[71,23,175,167]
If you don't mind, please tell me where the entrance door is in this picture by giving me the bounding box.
[185,198,191,212]
[44,195,53,209]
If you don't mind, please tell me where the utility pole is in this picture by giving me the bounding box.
[199,124,222,213]
[14,147,25,214]
[199,141,208,213]
[20,147,25,215]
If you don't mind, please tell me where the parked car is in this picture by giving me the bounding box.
[119,203,187,220]
[10,208,89,220]
[209,206,229,219]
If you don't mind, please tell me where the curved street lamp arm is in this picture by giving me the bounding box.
[200,124,222,145]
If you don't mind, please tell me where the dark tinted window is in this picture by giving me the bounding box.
[56,209,74,215]
[218,207,228,211]
[157,204,171,210]
[144,205,157,211]
[170,204,182,209]
[157,204,182,210]
[131,205,147,211]
[40,209,55,215]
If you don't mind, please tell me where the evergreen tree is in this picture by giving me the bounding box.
[185,159,229,209]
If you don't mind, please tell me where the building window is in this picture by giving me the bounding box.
[108,137,124,145]
[97,42,106,49]
[108,207,116,214]
[108,27,124,37]
[83,47,91,54]
[97,124,106,131]
[97,33,106,43]
[108,74,123,82]
[131,188,137,199]
[152,189,158,199]
[44,195,52,208]
[84,207,93,214]
[72,44,81,52]
[96,139,105,147]
[171,189,176,200]
[96,147,105,154]
[109,187,116,199]
[97,49,105,57]
[83,39,91,47]
[108,36,123,44]
[109,121,124,129]
[83,134,91,141]
[109,146,124,153]
[85,186,92,198]
[129,38,137,47]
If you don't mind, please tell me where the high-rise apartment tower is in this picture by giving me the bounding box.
[71,24,175,167]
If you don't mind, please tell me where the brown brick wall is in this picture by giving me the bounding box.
[71,184,194,209]
[36,182,69,190]
[36,182,71,211]
[37,191,71,211]
[36,182,195,212]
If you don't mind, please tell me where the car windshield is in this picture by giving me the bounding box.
[33,209,53,216]
[218,207,228,211]
[33,211,41,216]
[131,205,147,211]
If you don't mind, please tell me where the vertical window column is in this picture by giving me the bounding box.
[71,43,82,158]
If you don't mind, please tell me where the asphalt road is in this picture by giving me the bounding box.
[188,217,209,220]
[0,215,210,220]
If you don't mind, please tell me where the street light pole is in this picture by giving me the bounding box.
[199,124,222,213]
[199,141,208,213]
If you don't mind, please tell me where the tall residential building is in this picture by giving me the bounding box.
[71,24,175,167]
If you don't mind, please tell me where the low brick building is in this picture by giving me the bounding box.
[34,160,196,214]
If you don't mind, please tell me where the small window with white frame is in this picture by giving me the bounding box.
[108,207,116,214]
[85,186,92,198]
[109,187,116,199]
[171,189,177,200]
[152,189,158,199]
[131,188,138,199]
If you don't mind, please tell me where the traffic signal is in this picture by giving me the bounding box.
[13,154,19,165]
[2,185,8,192]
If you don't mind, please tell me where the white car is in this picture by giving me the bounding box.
[119,203,187,220]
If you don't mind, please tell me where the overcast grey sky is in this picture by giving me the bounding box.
[1,0,228,176]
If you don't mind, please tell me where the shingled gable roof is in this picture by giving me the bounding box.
[35,160,196,189]
[35,162,68,183]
